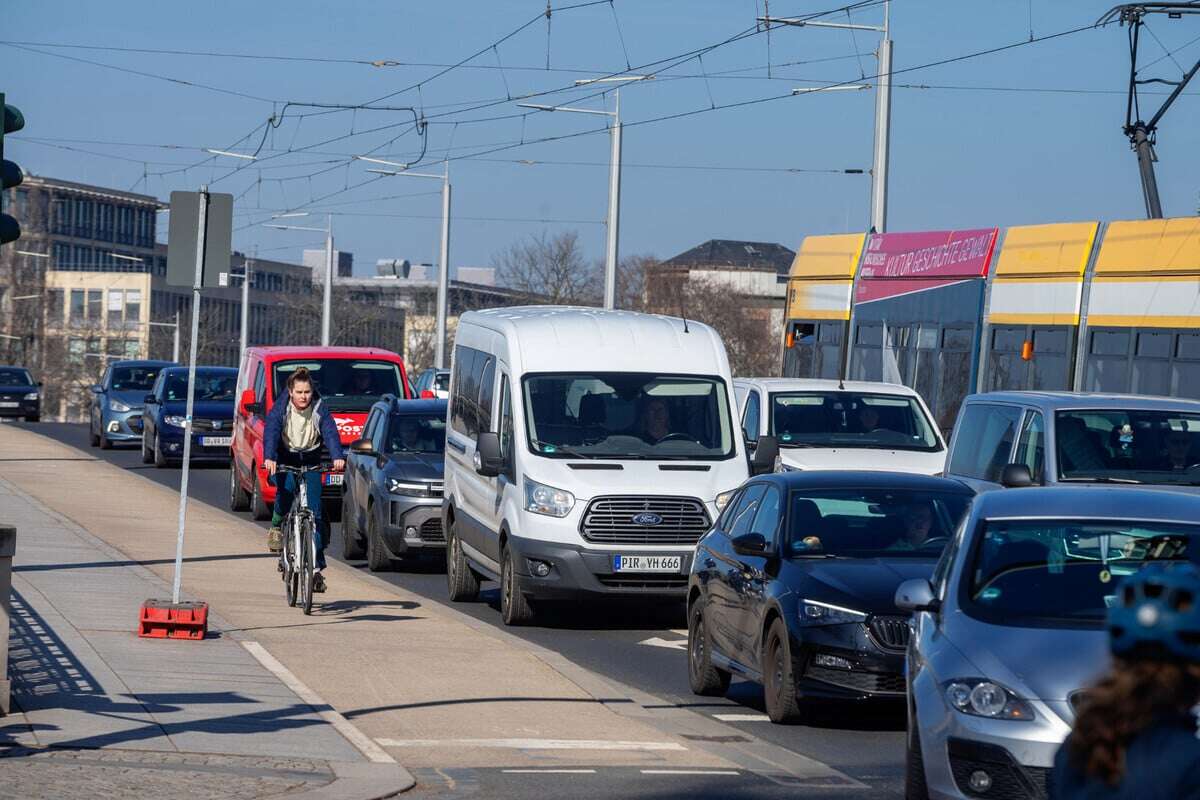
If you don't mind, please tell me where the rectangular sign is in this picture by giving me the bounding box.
[857,228,998,303]
[166,190,233,288]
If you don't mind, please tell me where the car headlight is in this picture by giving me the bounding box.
[944,680,1035,720]
[23,392,38,400]
[779,462,800,473]
[163,415,187,428]
[715,489,737,512]
[388,478,430,496]
[109,398,132,413]
[524,478,575,517]
[798,599,869,626]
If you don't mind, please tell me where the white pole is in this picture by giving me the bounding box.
[240,250,252,359]
[172,185,207,606]
[172,310,180,362]
[604,90,622,310]
[870,0,893,233]
[435,168,451,369]
[322,215,333,346]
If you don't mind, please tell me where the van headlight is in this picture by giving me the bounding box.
[524,478,575,517]
[109,398,132,413]
[944,680,1035,720]
[799,599,868,626]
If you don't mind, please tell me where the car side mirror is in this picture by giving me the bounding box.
[350,438,374,455]
[90,384,103,394]
[895,578,940,613]
[240,388,263,416]
[36,380,43,387]
[144,394,157,405]
[420,389,436,399]
[1000,463,1034,488]
[474,431,503,478]
[731,532,775,557]
[749,435,779,476]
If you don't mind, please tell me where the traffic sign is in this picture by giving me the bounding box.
[166,190,233,288]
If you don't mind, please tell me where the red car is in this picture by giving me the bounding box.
[228,346,412,520]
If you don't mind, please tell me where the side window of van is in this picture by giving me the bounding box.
[499,375,514,479]
[252,363,266,408]
[477,357,496,433]
[743,390,761,442]
[450,346,477,437]
[948,403,1023,481]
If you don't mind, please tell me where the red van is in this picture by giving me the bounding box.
[228,346,411,520]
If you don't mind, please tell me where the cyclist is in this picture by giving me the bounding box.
[263,367,345,592]
[1050,562,1200,799]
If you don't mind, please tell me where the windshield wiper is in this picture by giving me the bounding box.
[1059,476,1144,484]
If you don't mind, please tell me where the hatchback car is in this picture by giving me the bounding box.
[897,485,1200,800]
[89,360,174,449]
[687,470,974,723]
[141,366,238,467]
[342,397,447,571]
[0,366,41,422]
[412,367,450,399]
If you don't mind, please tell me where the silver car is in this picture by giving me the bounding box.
[896,485,1200,800]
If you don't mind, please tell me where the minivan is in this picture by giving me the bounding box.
[441,307,773,625]
[228,346,412,521]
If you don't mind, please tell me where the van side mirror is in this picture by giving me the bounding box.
[474,432,503,478]
[1000,463,1034,488]
[895,578,939,613]
[349,438,374,455]
[750,435,779,476]
[144,394,157,405]
[240,388,263,416]
[731,532,775,557]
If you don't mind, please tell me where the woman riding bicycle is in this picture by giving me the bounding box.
[1050,561,1200,799]
[263,367,345,593]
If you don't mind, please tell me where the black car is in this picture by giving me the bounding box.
[0,366,40,422]
[687,471,973,723]
[341,396,447,571]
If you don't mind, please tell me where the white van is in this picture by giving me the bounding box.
[733,378,947,476]
[442,307,769,625]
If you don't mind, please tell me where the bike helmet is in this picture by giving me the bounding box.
[1108,562,1200,663]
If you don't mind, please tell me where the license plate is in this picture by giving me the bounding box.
[323,473,344,486]
[200,436,232,447]
[0,402,18,408]
[613,555,683,573]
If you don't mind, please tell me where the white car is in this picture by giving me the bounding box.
[733,378,947,476]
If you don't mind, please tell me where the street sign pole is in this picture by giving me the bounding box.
[171,186,209,605]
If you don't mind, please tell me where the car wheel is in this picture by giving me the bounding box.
[366,507,392,572]
[100,424,113,450]
[500,544,534,626]
[228,461,251,511]
[445,516,480,602]
[153,432,168,468]
[24,414,38,423]
[89,414,100,447]
[341,500,365,559]
[905,720,930,800]
[141,431,153,464]
[251,465,272,521]
[763,617,803,724]
[688,598,732,696]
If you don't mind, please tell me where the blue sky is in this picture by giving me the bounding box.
[6,1,1200,274]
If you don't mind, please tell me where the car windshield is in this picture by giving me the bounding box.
[966,518,1200,627]
[784,489,971,559]
[385,413,446,454]
[273,359,403,411]
[1056,409,1200,486]
[523,373,735,460]
[111,366,162,392]
[433,372,450,392]
[164,371,237,402]
[0,368,32,386]
[770,391,941,452]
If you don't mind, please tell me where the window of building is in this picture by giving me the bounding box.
[107,289,124,328]
[46,289,64,325]
[87,290,102,322]
[124,290,141,329]
[96,203,114,241]
[124,340,141,359]
[106,337,125,357]
[70,289,85,327]
[53,242,72,269]
[68,337,85,366]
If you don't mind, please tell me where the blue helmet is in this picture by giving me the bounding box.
[1108,562,1200,662]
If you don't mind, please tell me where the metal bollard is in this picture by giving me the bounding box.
[0,524,13,715]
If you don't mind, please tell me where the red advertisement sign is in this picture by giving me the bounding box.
[856,228,998,303]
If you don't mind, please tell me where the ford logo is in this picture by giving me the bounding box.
[632,512,663,526]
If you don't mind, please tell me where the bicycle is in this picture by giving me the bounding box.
[274,462,329,615]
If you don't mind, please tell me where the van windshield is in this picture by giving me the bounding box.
[523,373,735,460]
[273,359,404,411]
[1057,409,1200,486]
[770,391,941,452]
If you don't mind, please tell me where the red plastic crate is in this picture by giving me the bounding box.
[138,599,209,640]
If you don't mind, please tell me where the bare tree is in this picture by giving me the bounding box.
[275,285,405,354]
[496,231,600,305]
[615,253,656,312]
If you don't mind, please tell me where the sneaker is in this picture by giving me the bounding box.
[267,527,282,553]
[313,572,327,593]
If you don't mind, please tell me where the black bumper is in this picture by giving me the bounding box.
[0,400,38,418]
[383,498,446,554]
[504,531,693,600]
[791,624,907,701]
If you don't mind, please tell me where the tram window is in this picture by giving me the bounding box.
[943,328,974,350]
[918,327,939,349]
[817,323,842,344]
[1090,330,1131,357]
[1033,329,1068,354]
[939,350,973,432]
[1085,357,1129,393]
[1137,332,1172,358]
[1177,334,1200,360]
[991,327,1026,352]
[1133,359,1171,397]
[856,325,882,346]
[1175,362,1200,400]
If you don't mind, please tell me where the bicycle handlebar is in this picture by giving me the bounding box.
[274,463,335,474]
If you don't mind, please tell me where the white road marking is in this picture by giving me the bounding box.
[638,636,688,651]
[669,629,689,636]
[503,769,598,774]
[641,769,741,776]
[375,738,688,752]
[241,640,396,764]
[712,713,771,722]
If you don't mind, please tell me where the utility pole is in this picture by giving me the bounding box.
[322,215,333,346]
[603,90,623,310]
[240,248,253,359]
[1099,2,1200,218]
[436,168,451,369]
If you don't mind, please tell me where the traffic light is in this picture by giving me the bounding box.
[0,93,24,246]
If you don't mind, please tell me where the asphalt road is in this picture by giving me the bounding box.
[23,422,907,798]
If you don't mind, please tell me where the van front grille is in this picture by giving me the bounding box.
[580,496,710,545]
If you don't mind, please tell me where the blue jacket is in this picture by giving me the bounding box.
[262,395,345,463]
[1050,714,1200,800]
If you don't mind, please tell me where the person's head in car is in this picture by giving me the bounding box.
[858,404,881,432]
[351,370,373,395]
[896,502,934,548]
[1166,429,1193,470]
[640,397,671,443]
[395,417,423,450]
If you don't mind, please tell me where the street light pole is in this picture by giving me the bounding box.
[173,310,180,362]
[322,215,333,346]
[871,0,893,233]
[603,90,623,311]
[241,249,253,359]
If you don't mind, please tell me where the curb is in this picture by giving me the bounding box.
[291,762,415,800]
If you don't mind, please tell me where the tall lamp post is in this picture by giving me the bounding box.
[265,214,334,345]
[356,157,452,369]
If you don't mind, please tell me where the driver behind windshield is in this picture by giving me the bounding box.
[889,502,936,550]
[350,370,373,395]
[638,397,672,444]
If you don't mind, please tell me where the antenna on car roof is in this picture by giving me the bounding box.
[677,285,690,333]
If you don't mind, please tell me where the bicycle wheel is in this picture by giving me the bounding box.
[300,514,316,616]
[284,517,299,607]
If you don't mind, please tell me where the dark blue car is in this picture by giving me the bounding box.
[141,366,238,467]
[0,366,41,422]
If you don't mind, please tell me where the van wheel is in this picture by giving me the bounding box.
[141,432,153,464]
[251,466,272,521]
[366,510,392,572]
[763,617,803,724]
[341,502,364,559]
[688,598,731,696]
[229,462,251,511]
[445,519,479,602]
[500,545,534,626]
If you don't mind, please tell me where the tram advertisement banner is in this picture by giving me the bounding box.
[857,228,998,303]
